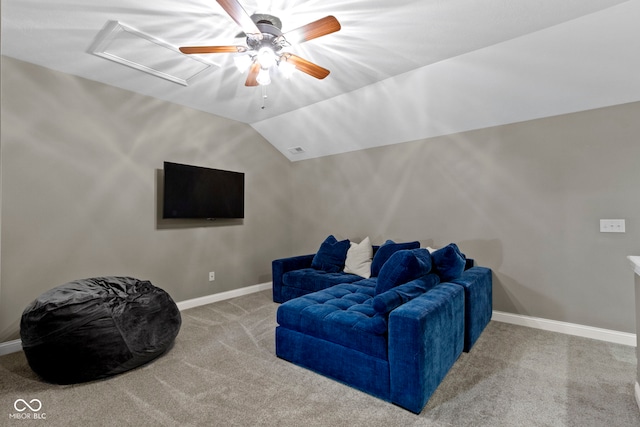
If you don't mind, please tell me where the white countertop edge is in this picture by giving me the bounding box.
[628,256,640,276]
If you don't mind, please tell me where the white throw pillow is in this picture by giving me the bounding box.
[344,237,373,278]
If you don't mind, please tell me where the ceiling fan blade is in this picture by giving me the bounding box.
[245,63,260,86]
[283,54,330,79]
[284,16,341,44]
[179,46,242,54]
[216,0,262,38]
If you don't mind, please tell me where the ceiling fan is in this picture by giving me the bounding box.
[179,0,341,87]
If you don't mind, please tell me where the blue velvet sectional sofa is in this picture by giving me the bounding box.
[272,237,492,413]
[273,238,418,303]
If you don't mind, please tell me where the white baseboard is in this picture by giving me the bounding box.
[3,289,635,356]
[176,282,272,311]
[492,310,636,347]
[0,282,273,356]
[0,339,22,357]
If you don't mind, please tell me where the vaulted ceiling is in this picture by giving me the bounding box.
[3,0,639,160]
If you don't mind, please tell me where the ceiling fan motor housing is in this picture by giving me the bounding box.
[247,22,285,54]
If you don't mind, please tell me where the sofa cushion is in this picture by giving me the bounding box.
[375,248,432,295]
[343,237,373,278]
[282,269,362,294]
[370,240,420,277]
[276,282,388,359]
[372,273,440,314]
[311,235,350,273]
[431,243,466,281]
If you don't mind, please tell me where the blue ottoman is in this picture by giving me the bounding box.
[20,277,181,384]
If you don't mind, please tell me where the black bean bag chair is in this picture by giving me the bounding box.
[20,277,181,384]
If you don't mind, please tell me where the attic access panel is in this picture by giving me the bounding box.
[92,21,215,86]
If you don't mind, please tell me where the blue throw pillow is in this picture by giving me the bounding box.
[372,273,440,314]
[310,235,350,273]
[375,248,432,295]
[431,243,466,281]
[370,240,420,277]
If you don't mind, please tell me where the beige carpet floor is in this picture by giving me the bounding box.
[1,289,639,426]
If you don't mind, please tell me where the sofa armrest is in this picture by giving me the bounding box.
[449,266,492,351]
[272,254,315,303]
[388,283,464,413]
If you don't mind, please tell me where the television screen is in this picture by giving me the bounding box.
[162,161,244,219]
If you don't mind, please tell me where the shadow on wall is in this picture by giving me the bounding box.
[0,319,22,342]
[458,238,563,318]
[492,271,563,319]
[457,239,503,269]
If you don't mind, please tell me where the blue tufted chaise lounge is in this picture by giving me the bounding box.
[273,238,492,413]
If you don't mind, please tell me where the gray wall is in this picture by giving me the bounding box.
[2,55,639,343]
[290,102,640,333]
[0,57,293,341]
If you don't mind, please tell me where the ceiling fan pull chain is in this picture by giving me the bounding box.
[261,85,268,110]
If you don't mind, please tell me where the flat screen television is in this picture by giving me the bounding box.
[162,161,244,219]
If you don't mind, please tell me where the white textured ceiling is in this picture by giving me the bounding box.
[2,0,639,160]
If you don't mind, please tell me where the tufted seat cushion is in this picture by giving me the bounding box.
[282,268,363,294]
[277,281,388,359]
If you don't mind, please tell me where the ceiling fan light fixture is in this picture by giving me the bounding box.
[234,54,253,73]
[256,67,271,85]
[278,60,296,79]
[257,47,277,69]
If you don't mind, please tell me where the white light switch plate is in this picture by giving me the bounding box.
[600,219,626,233]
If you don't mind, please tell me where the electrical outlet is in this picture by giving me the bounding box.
[600,219,626,233]
[209,271,215,281]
